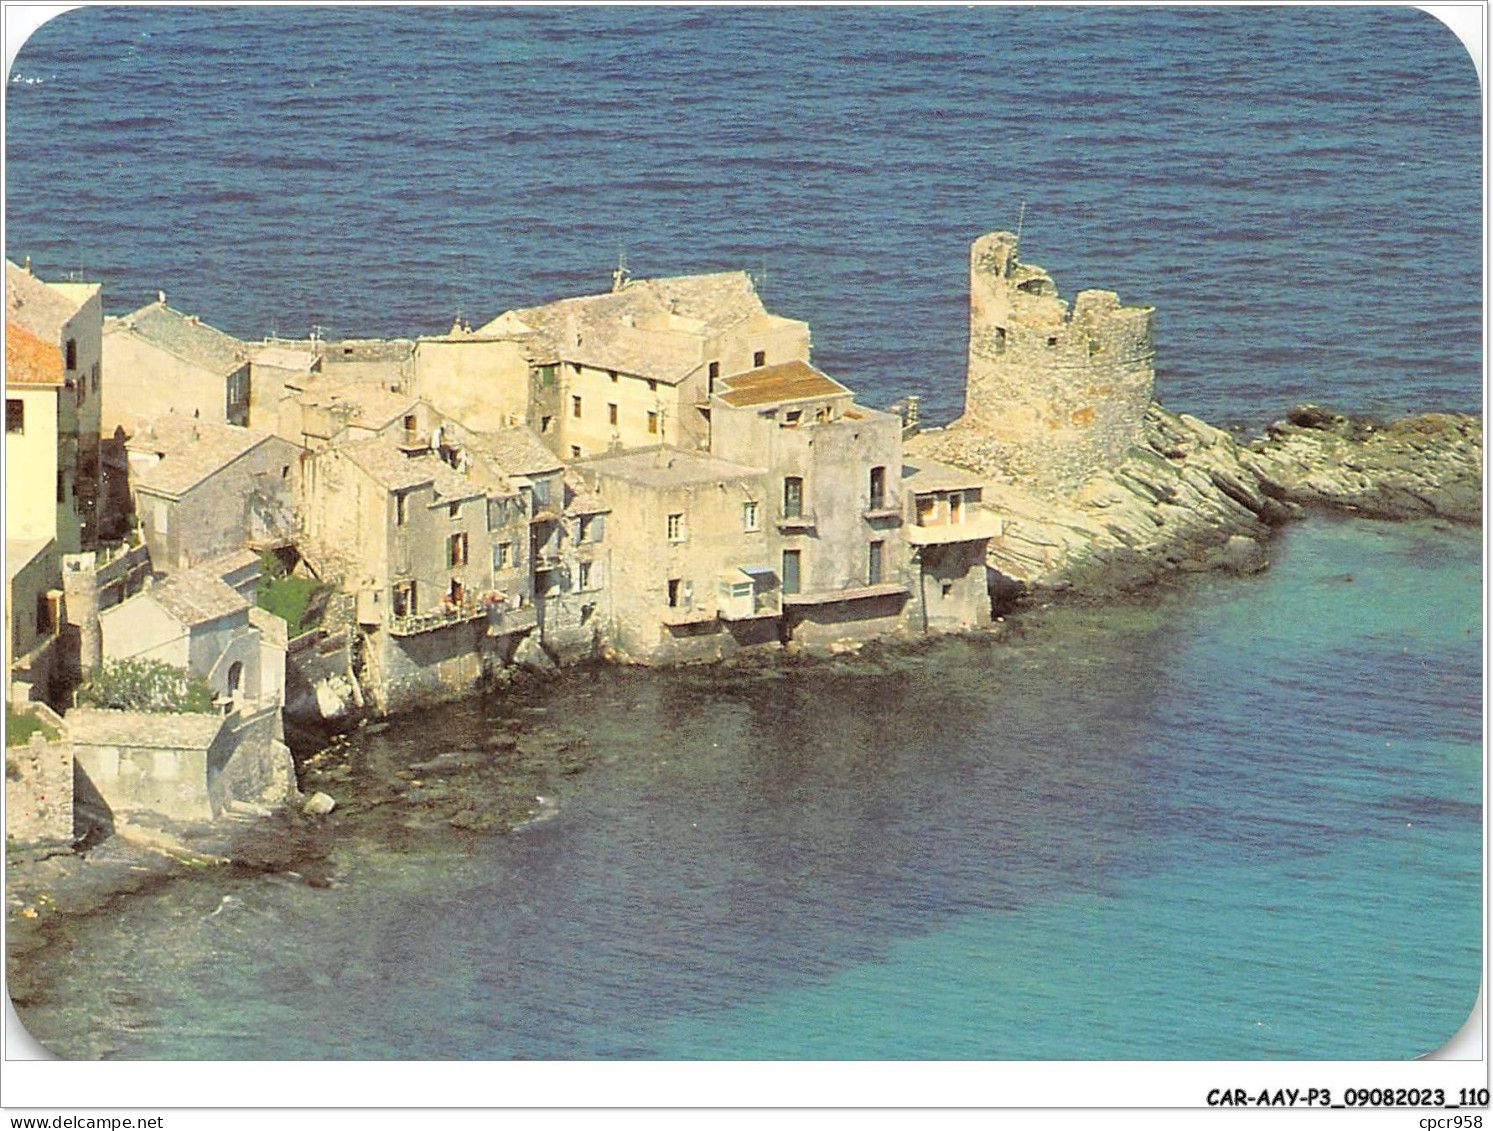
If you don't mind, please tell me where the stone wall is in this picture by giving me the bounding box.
[961,230,1155,497]
[208,703,298,814]
[4,706,72,844]
[361,619,497,714]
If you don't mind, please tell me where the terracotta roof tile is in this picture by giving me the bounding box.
[716,359,849,407]
[5,321,64,387]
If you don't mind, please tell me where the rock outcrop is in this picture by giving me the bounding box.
[906,401,1480,601]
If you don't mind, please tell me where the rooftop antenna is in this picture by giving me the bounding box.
[755,261,770,300]
[612,245,630,292]
[310,323,327,348]
[1014,200,1028,253]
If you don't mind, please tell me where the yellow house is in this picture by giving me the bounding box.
[5,261,103,550]
[6,321,69,549]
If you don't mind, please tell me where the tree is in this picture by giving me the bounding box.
[78,658,216,714]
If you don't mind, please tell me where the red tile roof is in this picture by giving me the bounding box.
[5,322,64,388]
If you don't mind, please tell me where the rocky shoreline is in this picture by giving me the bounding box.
[6,399,1480,1020]
[907,401,1481,602]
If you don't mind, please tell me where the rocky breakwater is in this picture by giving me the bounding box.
[906,401,1481,601]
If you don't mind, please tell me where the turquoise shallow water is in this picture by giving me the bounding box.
[11,519,1482,1060]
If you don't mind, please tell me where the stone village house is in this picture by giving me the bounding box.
[102,296,253,434]
[126,414,302,573]
[417,270,812,462]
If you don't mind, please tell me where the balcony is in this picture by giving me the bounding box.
[906,509,1004,546]
[782,581,908,607]
[775,510,817,532]
[388,600,488,637]
[660,605,717,628]
[862,498,903,523]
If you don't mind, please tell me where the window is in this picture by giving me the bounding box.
[784,410,801,426]
[868,540,884,586]
[6,399,23,434]
[281,465,290,479]
[608,370,618,383]
[708,360,719,391]
[572,395,582,418]
[449,578,465,606]
[753,350,766,367]
[536,364,557,387]
[917,496,937,525]
[395,492,408,526]
[449,501,461,519]
[949,492,965,524]
[393,580,417,617]
[1047,336,1059,348]
[666,512,685,542]
[493,542,512,571]
[667,578,682,607]
[578,514,604,543]
[35,591,53,637]
[783,476,803,519]
[647,411,658,435]
[608,402,618,426]
[488,498,506,530]
[869,466,886,510]
[742,500,760,532]
[403,413,418,433]
[227,661,243,696]
[570,445,582,459]
[541,415,553,434]
[448,532,468,567]
[531,478,551,509]
[65,339,77,371]
[781,549,801,595]
[577,561,593,591]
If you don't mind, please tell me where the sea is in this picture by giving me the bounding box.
[3,7,1483,1063]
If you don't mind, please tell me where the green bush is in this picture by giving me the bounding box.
[258,574,324,636]
[78,658,216,714]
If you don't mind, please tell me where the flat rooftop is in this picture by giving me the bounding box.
[577,446,765,489]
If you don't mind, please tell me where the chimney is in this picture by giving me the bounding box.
[157,290,165,304]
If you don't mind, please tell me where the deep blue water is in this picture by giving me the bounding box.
[4,7,1482,426]
[3,8,1483,1061]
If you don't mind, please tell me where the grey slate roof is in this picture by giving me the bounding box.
[128,415,282,498]
[149,569,250,626]
[64,707,225,750]
[5,261,88,341]
[469,426,563,477]
[109,301,247,376]
[340,435,492,501]
[491,272,769,385]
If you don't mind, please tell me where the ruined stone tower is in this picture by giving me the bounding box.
[963,231,1155,497]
